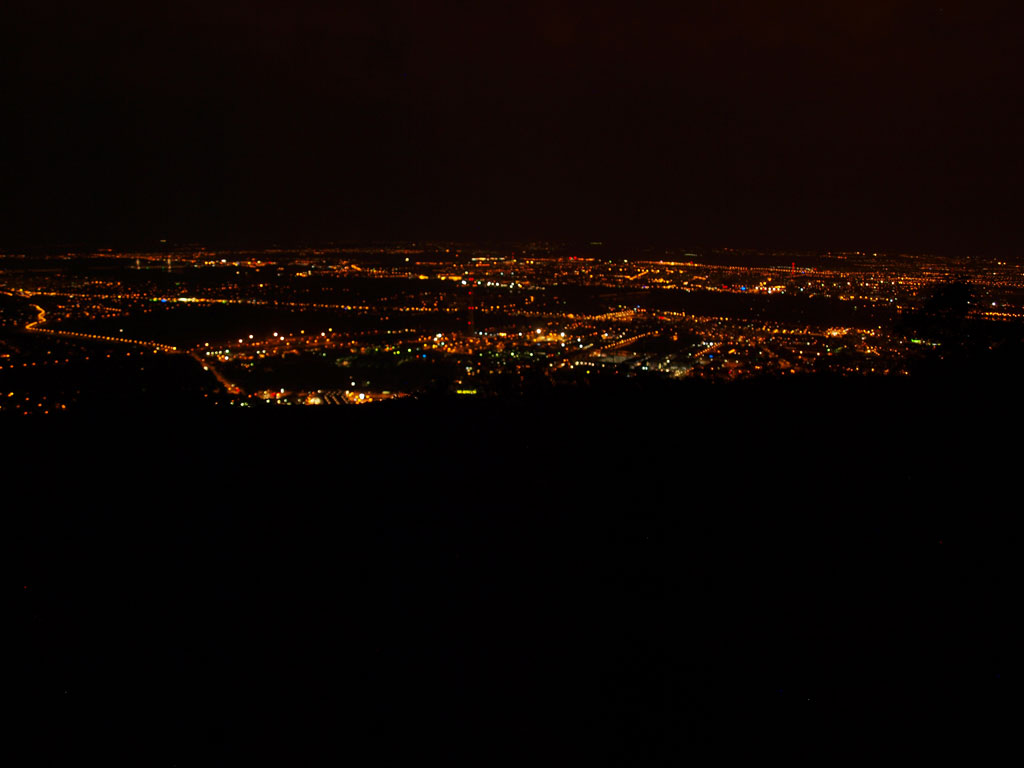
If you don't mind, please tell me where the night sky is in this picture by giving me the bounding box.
[3,1,1021,252]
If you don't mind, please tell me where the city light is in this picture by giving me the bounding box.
[0,244,1018,413]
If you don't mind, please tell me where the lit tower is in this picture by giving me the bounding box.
[467,275,476,335]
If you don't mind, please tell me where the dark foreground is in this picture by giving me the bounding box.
[11,377,1017,764]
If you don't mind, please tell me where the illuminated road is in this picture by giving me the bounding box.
[23,301,179,352]
[7,290,245,396]
[189,352,244,395]
[693,342,722,360]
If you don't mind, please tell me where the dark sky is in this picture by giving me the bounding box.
[3,1,1021,253]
